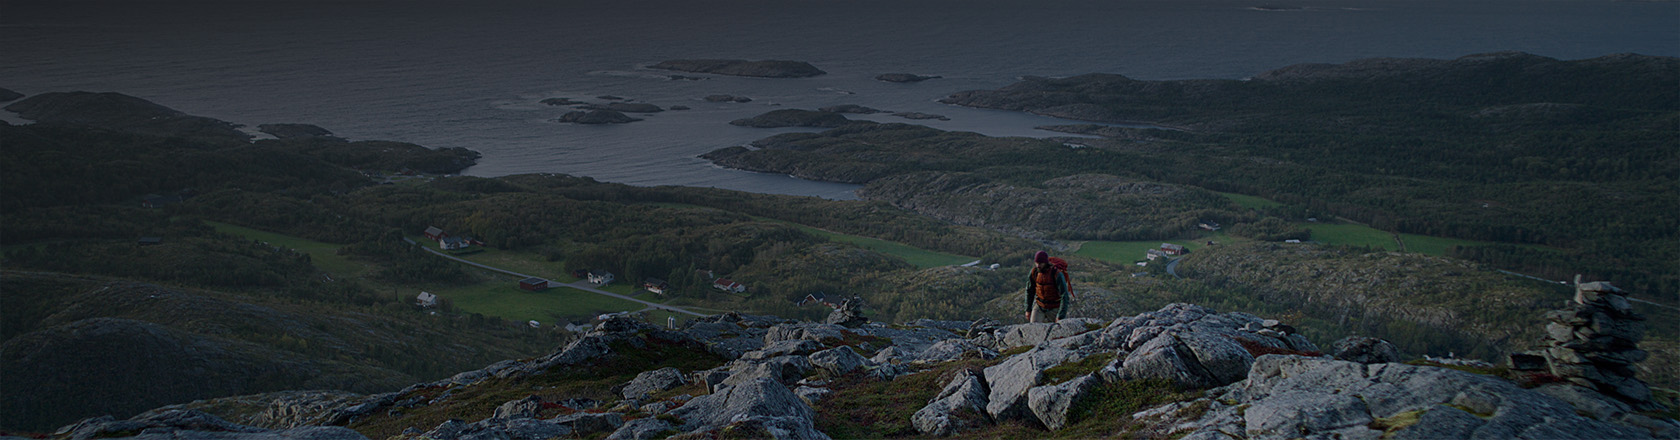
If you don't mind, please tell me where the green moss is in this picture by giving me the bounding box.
[1444,403,1494,419]
[1368,408,1428,433]
[347,334,725,439]
[1404,360,1512,380]
[1641,387,1680,420]
[1054,379,1203,438]
[998,346,1032,358]
[814,359,997,439]
[1041,353,1114,385]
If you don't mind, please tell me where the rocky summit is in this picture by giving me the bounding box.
[45,299,1676,440]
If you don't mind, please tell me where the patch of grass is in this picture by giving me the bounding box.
[1445,403,1494,419]
[1057,378,1203,438]
[1369,408,1427,433]
[749,215,974,269]
[1305,223,1400,250]
[814,359,995,439]
[348,334,724,439]
[428,282,654,326]
[1219,192,1283,210]
[206,221,369,278]
[1404,359,1512,380]
[833,331,894,355]
[1642,387,1680,420]
[998,346,1033,358]
[1042,353,1115,385]
[801,227,974,269]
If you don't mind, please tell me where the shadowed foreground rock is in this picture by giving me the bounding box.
[62,302,1672,440]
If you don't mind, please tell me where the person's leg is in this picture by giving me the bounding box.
[1030,304,1060,323]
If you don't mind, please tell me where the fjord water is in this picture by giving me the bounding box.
[3,0,1675,199]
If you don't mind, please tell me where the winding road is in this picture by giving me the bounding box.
[405,238,705,317]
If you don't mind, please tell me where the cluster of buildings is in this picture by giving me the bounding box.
[423,226,483,250]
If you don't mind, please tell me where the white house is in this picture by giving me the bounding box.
[439,236,470,250]
[712,278,746,293]
[588,270,615,285]
[416,291,438,308]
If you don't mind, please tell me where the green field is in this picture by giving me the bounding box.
[207,221,370,278]
[1219,192,1284,210]
[427,281,654,325]
[1305,223,1400,250]
[801,228,974,268]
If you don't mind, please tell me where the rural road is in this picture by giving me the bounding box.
[405,238,706,317]
[1166,257,1183,279]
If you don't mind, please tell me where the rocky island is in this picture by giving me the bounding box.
[728,109,852,128]
[875,73,941,83]
[557,109,641,124]
[650,59,826,78]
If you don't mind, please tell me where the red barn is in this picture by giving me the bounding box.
[519,277,550,291]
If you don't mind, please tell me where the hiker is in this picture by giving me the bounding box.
[1024,251,1071,323]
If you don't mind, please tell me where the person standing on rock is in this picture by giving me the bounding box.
[1024,251,1071,323]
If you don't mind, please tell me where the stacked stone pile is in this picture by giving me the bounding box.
[1528,278,1655,409]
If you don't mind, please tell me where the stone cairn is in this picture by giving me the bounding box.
[1513,276,1657,410]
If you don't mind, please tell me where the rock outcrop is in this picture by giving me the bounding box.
[912,369,991,436]
[1519,279,1657,409]
[65,302,1671,440]
[1329,336,1402,364]
[54,409,365,440]
[823,296,869,327]
[1140,354,1673,439]
[650,59,826,78]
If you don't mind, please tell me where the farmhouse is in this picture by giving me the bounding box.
[796,292,838,308]
[416,291,439,308]
[439,236,470,250]
[588,271,615,285]
[1160,243,1186,256]
[519,277,550,291]
[1145,248,1165,260]
[643,278,669,294]
[712,278,746,293]
[141,194,183,209]
[423,226,447,240]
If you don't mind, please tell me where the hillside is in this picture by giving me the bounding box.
[4,83,1675,437]
[62,301,1680,440]
[706,52,1679,301]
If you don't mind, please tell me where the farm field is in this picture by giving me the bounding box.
[426,281,653,325]
[207,221,370,278]
[799,228,974,269]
